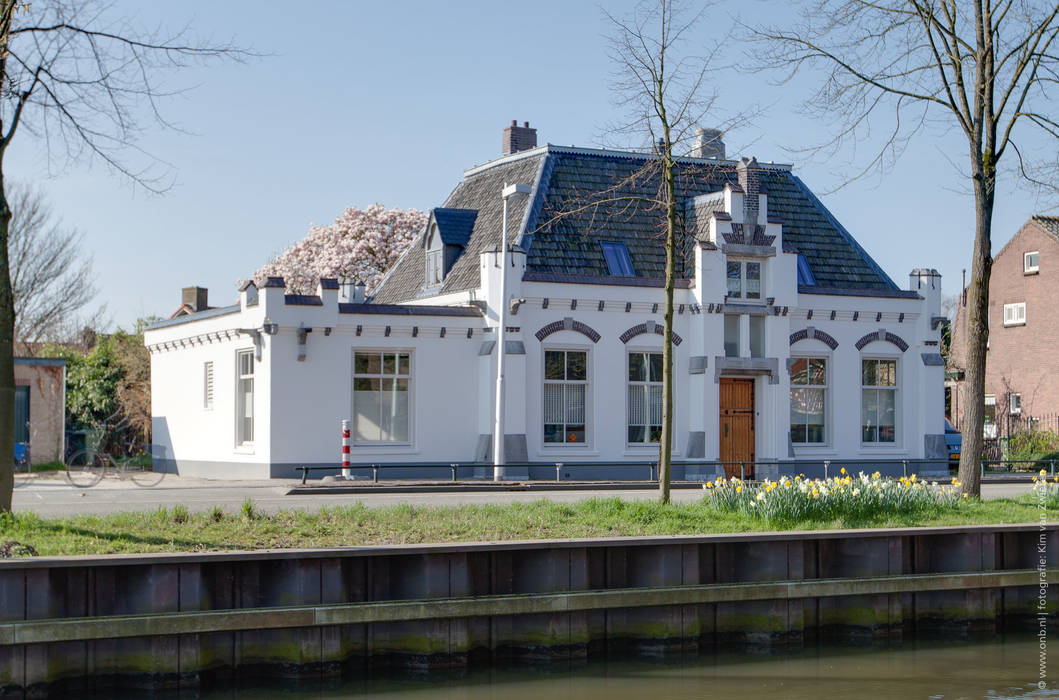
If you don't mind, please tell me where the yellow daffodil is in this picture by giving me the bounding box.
[756,492,765,501]
[840,467,847,475]
[736,486,742,493]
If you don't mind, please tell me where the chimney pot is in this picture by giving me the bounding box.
[502,120,538,155]
[523,121,529,128]
[181,286,208,312]
[692,127,725,159]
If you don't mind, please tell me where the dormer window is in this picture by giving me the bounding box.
[726,260,763,301]
[423,208,478,291]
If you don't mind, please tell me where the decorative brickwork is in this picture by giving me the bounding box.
[854,330,908,352]
[789,327,839,350]
[618,322,683,346]
[535,318,601,343]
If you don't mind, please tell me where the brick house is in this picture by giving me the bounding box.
[14,357,66,464]
[948,215,1059,436]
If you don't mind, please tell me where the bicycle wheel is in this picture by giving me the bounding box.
[126,460,165,487]
[65,449,105,488]
[125,445,166,487]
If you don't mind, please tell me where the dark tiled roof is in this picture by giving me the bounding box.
[1033,215,1059,238]
[285,294,324,306]
[372,153,545,303]
[338,303,482,317]
[371,146,897,303]
[432,208,478,247]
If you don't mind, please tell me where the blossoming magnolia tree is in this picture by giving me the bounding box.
[254,204,426,294]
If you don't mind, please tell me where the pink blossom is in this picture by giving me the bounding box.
[253,204,426,294]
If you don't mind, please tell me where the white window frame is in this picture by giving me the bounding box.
[725,259,765,303]
[861,357,899,446]
[425,249,443,286]
[626,350,663,445]
[1025,251,1040,274]
[351,350,414,446]
[235,350,254,447]
[1003,302,1026,326]
[203,361,214,410]
[790,355,829,446]
[1010,392,1022,415]
[542,347,591,447]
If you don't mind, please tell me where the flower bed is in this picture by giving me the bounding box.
[703,468,966,524]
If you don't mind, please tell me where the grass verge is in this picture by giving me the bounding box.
[0,494,1056,557]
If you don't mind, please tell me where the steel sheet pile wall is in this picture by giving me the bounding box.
[0,525,1054,695]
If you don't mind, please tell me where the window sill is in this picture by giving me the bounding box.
[1025,270,1039,275]
[234,445,254,455]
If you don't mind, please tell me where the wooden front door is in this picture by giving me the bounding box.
[719,378,755,479]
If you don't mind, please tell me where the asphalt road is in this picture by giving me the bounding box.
[11,473,1038,518]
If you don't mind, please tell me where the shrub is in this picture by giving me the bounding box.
[1007,429,1059,466]
[171,505,189,524]
[702,469,965,524]
[241,498,257,521]
[208,506,225,523]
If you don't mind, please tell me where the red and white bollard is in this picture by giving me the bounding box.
[341,419,351,479]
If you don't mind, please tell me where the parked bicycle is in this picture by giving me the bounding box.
[65,423,166,488]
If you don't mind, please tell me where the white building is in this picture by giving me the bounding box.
[145,125,947,480]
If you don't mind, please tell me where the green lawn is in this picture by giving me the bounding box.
[0,495,1055,557]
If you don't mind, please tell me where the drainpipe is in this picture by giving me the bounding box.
[494,182,531,481]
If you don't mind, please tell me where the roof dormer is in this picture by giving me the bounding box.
[423,207,478,291]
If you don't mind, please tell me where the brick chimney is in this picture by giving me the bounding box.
[182,286,208,312]
[502,120,537,155]
[691,127,725,159]
[736,157,761,231]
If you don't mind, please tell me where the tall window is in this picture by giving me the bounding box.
[627,352,662,444]
[236,351,254,445]
[984,394,997,438]
[353,351,411,443]
[203,361,214,410]
[726,260,762,301]
[543,350,587,444]
[426,249,443,285]
[1003,302,1026,326]
[862,358,897,443]
[790,357,826,444]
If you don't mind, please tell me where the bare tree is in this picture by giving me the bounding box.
[753,0,1059,497]
[8,182,99,351]
[0,0,247,510]
[604,0,749,503]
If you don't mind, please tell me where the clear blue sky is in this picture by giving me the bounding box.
[8,0,1053,327]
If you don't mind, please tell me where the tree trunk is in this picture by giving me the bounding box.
[957,161,995,498]
[658,146,677,505]
[0,178,14,512]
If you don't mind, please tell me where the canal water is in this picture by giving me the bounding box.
[199,636,1056,699]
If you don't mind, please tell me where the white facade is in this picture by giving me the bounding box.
[145,162,946,480]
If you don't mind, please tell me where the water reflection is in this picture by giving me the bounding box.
[201,638,1054,699]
